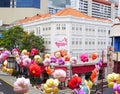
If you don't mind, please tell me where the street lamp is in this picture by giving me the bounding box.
[7,55,16,69]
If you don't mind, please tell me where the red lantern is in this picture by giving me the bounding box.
[68,75,82,89]
[91,53,97,60]
[29,64,41,77]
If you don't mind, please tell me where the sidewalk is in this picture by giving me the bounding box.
[0,70,72,94]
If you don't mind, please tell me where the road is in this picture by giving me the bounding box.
[0,78,21,94]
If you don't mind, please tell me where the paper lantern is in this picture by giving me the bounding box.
[53,69,66,80]
[64,55,70,61]
[43,58,50,67]
[14,77,30,93]
[50,56,56,63]
[91,53,97,60]
[29,64,41,77]
[68,75,82,89]
[43,78,59,94]
[45,66,52,75]
[80,53,88,62]
[34,55,41,64]
[70,57,77,64]
[58,58,65,65]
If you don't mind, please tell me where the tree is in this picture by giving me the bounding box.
[0,26,25,50]
[20,32,45,53]
[0,26,45,53]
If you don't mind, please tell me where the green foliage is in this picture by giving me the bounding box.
[20,32,45,52]
[0,26,45,53]
[0,26,25,50]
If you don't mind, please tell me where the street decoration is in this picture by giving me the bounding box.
[29,64,42,77]
[68,74,82,89]
[70,56,77,64]
[91,53,98,60]
[45,66,52,75]
[43,78,59,94]
[53,69,66,82]
[43,58,50,67]
[22,57,31,68]
[107,73,120,94]
[50,56,56,63]
[30,48,39,56]
[34,55,41,64]
[13,77,30,94]
[80,53,88,62]
[0,48,107,94]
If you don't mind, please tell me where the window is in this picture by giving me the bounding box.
[16,0,40,8]
[0,0,10,7]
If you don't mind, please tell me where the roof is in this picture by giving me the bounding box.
[16,8,112,25]
[54,8,111,22]
[16,14,51,25]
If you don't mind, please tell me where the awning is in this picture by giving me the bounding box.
[54,66,67,72]
[72,63,107,74]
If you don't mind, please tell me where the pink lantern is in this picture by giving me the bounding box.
[80,53,88,62]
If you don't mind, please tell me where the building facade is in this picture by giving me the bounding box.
[70,0,118,19]
[16,8,112,63]
[0,0,118,25]
[16,8,113,80]
[0,0,41,25]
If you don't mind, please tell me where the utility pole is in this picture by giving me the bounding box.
[101,50,104,94]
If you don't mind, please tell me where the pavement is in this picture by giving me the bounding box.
[0,70,73,94]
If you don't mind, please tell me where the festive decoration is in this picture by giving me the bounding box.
[82,85,90,94]
[30,48,39,56]
[91,53,97,60]
[53,69,66,82]
[107,73,120,88]
[22,57,31,68]
[58,58,65,65]
[74,88,85,94]
[44,54,50,59]
[43,78,59,94]
[70,56,77,64]
[21,49,28,55]
[14,77,30,93]
[29,64,41,77]
[50,56,56,63]
[84,80,93,89]
[80,53,88,62]
[113,83,120,94]
[64,55,70,61]
[54,51,61,59]
[60,49,67,57]
[43,58,50,67]
[45,66,52,75]
[68,74,82,89]
[90,68,99,83]
[34,55,41,64]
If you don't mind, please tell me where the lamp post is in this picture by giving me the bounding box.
[7,55,16,69]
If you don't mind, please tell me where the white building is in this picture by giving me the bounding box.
[16,8,113,63]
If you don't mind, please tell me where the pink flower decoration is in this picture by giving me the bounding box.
[30,48,39,56]
[70,57,77,64]
[53,69,66,82]
[22,57,31,68]
[43,58,50,67]
[14,77,30,93]
[80,53,88,62]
